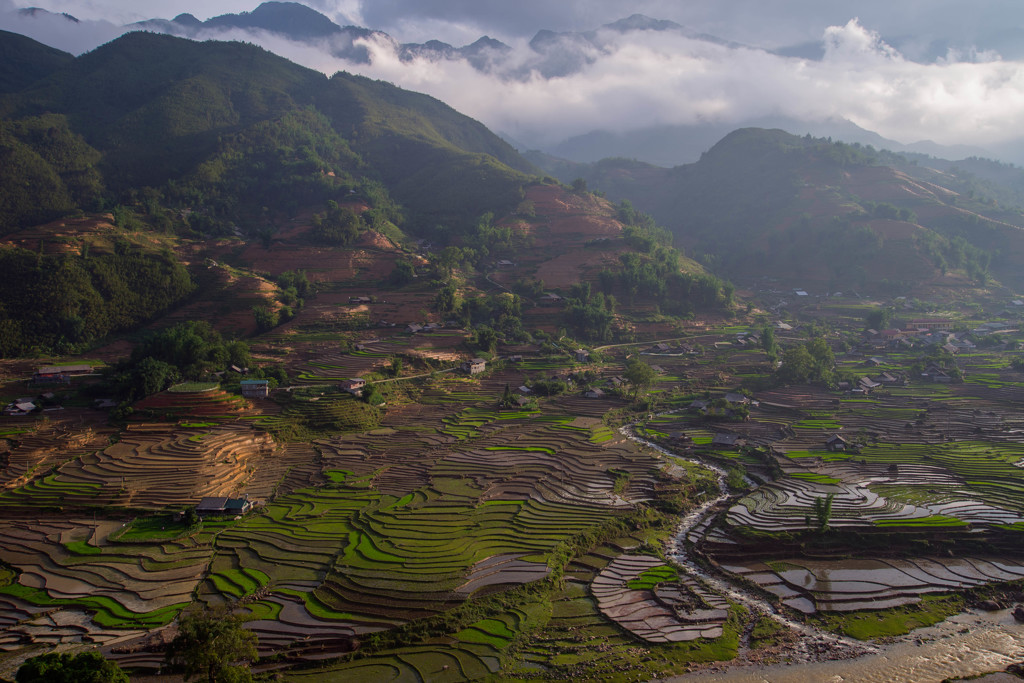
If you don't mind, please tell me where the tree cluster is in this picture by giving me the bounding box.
[0,242,194,357]
[774,337,836,385]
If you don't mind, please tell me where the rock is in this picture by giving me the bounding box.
[1013,605,1024,623]
[979,599,1003,611]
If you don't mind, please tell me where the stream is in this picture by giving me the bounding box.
[619,420,1024,680]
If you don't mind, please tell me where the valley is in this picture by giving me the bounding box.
[2,23,1024,683]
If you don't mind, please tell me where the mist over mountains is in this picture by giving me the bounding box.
[3,1,1024,166]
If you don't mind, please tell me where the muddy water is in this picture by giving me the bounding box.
[670,609,1024,682]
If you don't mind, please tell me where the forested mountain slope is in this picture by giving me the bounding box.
[533,128,1024,292]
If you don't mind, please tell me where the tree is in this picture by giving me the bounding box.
[252,306,277,332]
[17,651,128,683]
[389,260,415,286]
[760,325,778,362]
[623,358,657,400]
[165,608,258,683]
[129,357,180,401]
[864,307,892,331]
[472,326,499,353]
[812,493,835,532]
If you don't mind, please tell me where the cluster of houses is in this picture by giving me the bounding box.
[643,342,701,356]
[4,390,68,416]
[3,398,38,416]
[688,392,758,419]
[865,318,1011,352]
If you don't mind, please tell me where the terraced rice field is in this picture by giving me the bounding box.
[0,425,278,509]
[592,554,728,642]
[722,556,1024,614]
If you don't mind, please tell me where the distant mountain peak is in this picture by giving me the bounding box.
[603,14,684,33]
[204,1,341,38]
[17,7,79,23]
[171,13,202,27]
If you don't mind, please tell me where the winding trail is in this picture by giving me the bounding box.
[619,418,877,664]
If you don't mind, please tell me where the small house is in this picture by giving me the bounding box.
[339,378,366,396]
[858,377,881,391]
[825,434,848,452]
[711,433,743,449]
[724,392,751,405]
[463,358,487,375]
[349,296,372,305]
[406,323,424,334]
[584,388,605,399]
[539,293,563,305]
[497,259,515,268]
[3,401,36,416]
[573,349,590,363]
[240,379,270,399]
[688,399,709,412]
[32,365,81,384]
[196,495,253,516]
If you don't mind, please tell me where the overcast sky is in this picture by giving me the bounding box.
[3,0,1024,156]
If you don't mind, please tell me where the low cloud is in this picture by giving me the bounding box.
[323,19,1024,151]
[4,5,1024,155]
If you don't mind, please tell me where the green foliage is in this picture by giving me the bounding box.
[0,29,74,94]
[599,246,731,315]
[0,242,194,357]
[0,114,103,234]
[760,325,778,361]
[388,260,415,286]
[1,31,529,245]
[812,492,836,532]
[726,466,748,491]
[626,564,678,590]
[103,321,249,400]
[17,651,127,683]
[165,607,258,683]
[311,200,365,246]
[623,358,657,399]
[775,337,836,385]
[252,305,278,332]
[470,325,499,353]
[864,307,893,330]
[563,290,615,341]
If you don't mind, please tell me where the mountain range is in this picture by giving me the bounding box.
[6,1,1012,167]
[4,25,1024,309]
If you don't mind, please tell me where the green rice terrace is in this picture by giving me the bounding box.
[5,306,1024,680]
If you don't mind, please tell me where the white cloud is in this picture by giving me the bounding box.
[299,18,1024,150]
[5,3,1024,154]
